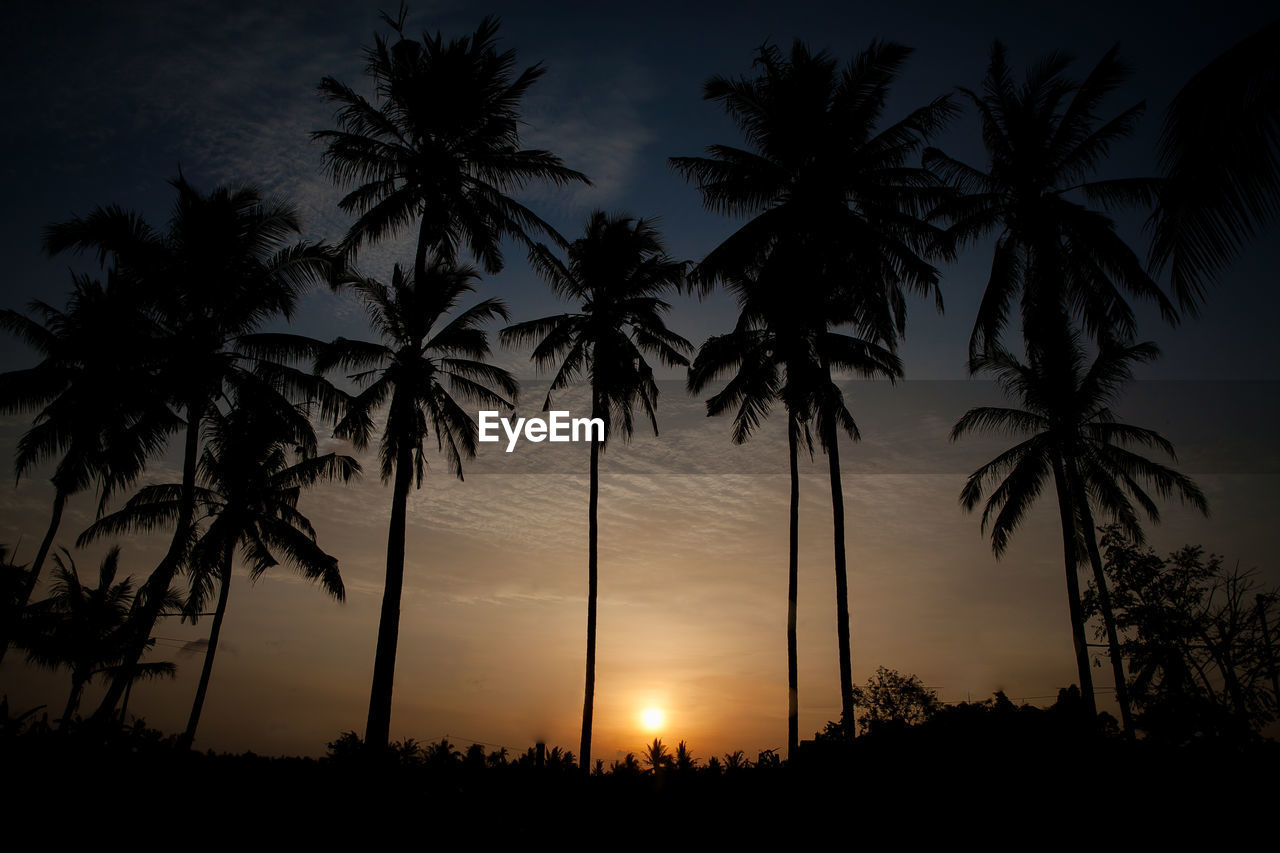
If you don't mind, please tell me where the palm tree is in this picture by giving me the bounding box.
[672,39,949,728]
[500,211,691,771]
[21,547,177,727]
[1147,19,1280,313]
[43,175,339,721]
[312,259,516,751]
[924,42,1177,361]
[687,244,899,756]
[80,393,358,747]
[315,8,589,281]
[0,272,178,664]
[643,737,673,773]
[952,331,1208,726]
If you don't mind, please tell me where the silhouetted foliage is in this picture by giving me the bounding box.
[851,666,942,733]
[721,750,750,772]
[610,752,642,776]
[0,272,179,663]
[674,740,698,773]
[1084,527,1280,742]
[1148,19,1280,312]
[644,737,674,773]
[311,261,516,751]
[501,210,690,771]
[314,7,589,279]
[20,547,179,727]
[81,396,356,746]
[676,35,946,752]
[954,331,1207,724]
[926,42,1174,362]
[42,174,339,722]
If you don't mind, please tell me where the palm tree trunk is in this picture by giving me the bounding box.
[415,216,431,285]
[60,673,86,729]
[1256,597,1280,712]
[92,398,204,723]
[118,677,133,724]
[365,440,415,751]
[0,489,66,664]
[1068,465,1135,736]
[180,544,234,749]
[824,418,855,728]
[787,413,800,758]
[1050,454,1097,719]
[579,395,601,772]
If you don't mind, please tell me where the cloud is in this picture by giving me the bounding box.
[521,58,658,213]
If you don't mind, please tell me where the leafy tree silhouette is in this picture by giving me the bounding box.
[851,666,942,734]
[1084,527,1280,742]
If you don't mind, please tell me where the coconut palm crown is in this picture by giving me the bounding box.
[500,210,691,772]
[315,8,590,278]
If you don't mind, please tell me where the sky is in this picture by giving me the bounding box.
[0,0,1277,759]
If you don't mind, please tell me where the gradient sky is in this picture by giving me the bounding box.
[1,1,1276,758]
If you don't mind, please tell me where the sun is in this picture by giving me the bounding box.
[641,707,664,731]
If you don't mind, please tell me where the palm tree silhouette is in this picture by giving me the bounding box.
[1147,19,1280,312]
[21,547,177,727]
[672,39,949,729]
[0,273,178,663]
[80,392,358,747]
[315,8,589,281]
[925,42,1177,362]
[952,331,1207,726]
[500,210,690,771]
[44,175,338,721]
[643,737,673,773]
[687,244,899,756]
[315,260,516,751]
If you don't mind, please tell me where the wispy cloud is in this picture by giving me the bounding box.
[522,58,658,214]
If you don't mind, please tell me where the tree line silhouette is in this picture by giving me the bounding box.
[1,6,1278,763]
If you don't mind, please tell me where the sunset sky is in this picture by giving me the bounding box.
[0,0,1276,759]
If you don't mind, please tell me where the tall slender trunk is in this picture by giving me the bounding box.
[1257,596,1280,712]
[92,399,204,723]
[119,678,133,724]
[825,417,855,728]
[365,440,415,751]
[415,216,431,285]
[787,414,800,758]
[180,543,234,749]
[0,489,67,664]
[1068,463,1135,736]
[579,394,601,772]
[60,673,86,729]
[1050,453,1097,719]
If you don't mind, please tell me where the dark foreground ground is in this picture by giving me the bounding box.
[4,712,1277,842]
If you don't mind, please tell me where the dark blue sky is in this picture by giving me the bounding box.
[1,0,1276,380]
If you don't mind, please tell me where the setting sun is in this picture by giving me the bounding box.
[641,708,664,731]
